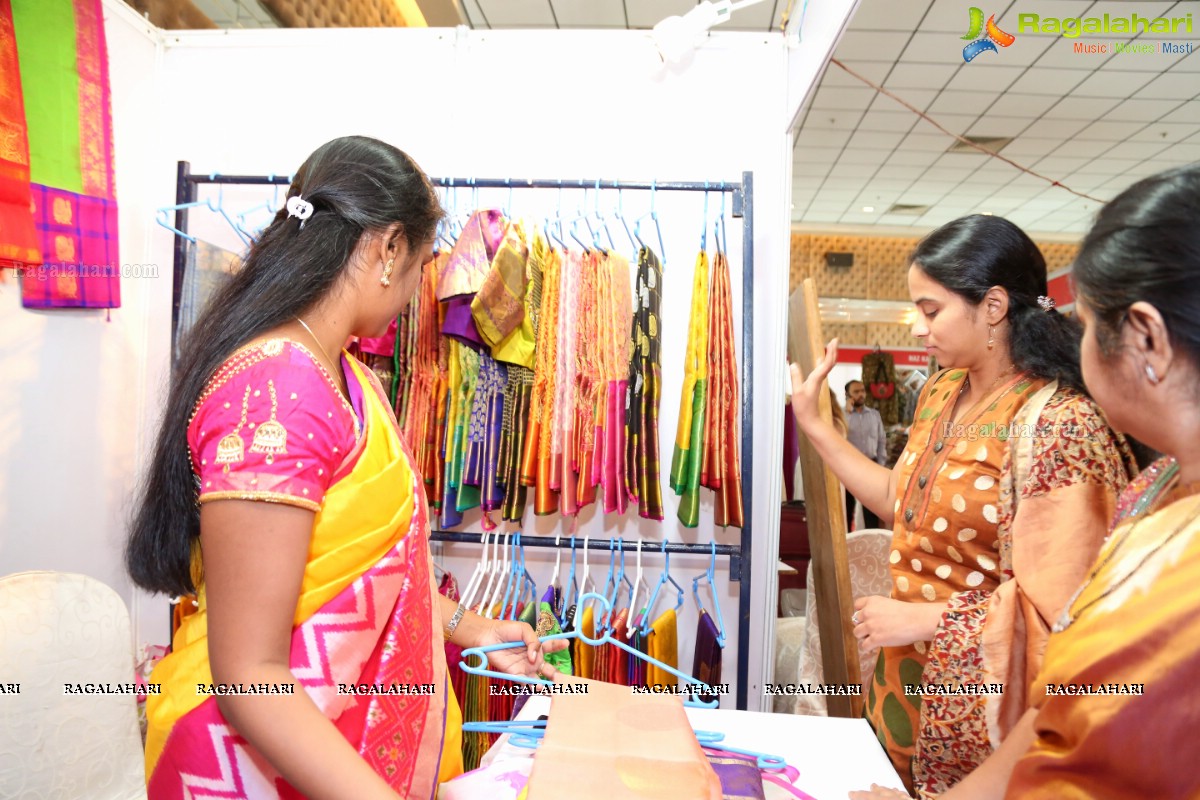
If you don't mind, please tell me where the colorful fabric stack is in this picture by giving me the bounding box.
[9,0,120,308]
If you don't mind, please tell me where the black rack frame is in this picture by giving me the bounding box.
[168,162,757,709]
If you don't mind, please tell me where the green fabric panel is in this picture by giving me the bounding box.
[881,692,914,748]
[12,0,82,192]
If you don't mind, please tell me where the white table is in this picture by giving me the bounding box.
[482,695,906,799]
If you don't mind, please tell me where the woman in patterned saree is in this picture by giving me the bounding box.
[789,214,1135,797]
[127,137,561,800]
[851,165,1200,800]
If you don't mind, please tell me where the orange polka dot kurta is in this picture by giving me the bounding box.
[867,369,1134,796]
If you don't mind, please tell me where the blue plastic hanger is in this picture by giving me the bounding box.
[517,533,536,617]
[701,183,710,251]
[693,541,728,647]
[233,177,282,242]
[640,540,686,636]
[603,539,634,635]
[634,179,667,262]
[500,531,521,621]
[614,188,639,258]
[561,533,578,627]
[458,591,720,708]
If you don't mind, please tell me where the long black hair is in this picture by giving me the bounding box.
[1073,163,1200,368]
[127,136,441,596]
[911,214,1084,392]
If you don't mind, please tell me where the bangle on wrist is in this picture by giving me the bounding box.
[444,602,467,641]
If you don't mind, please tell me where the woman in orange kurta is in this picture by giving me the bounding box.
[853,163,1200,800]
[791,215,1134,797]
[127,137,560,799]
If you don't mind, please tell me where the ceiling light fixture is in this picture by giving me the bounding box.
[652,0,769,63]
[862,206,875,213]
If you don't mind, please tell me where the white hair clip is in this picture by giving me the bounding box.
[286,195,314,229]
[1037,296,1056,312]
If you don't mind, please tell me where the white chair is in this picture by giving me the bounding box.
[0,572,147,799]
[788,529,892,716]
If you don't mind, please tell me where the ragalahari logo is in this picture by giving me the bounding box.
[962,7,1016,61]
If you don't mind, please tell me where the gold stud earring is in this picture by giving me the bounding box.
[380,258,394,287]
[987,326,995,350]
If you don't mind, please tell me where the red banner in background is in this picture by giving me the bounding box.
[836,347,929,368]
[1047,270,1074,309]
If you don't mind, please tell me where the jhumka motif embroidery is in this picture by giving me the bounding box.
[249,379,288,464]
[215,385,252,472]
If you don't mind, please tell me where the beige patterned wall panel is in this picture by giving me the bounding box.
[805,235,870,298]
[790,235,812,291]
[866,323,916,349]
[822,323,868,346]
[868,237,919,301]
[1041,243,1079,272]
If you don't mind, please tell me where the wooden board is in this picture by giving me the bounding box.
[788,279,862,718]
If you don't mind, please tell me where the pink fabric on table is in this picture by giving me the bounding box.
[189,339,365,511]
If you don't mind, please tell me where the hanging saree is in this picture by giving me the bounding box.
[522,241,561,515]
[1007,460,1200,799]
[866,369,1135,795]
[672,251,710,526]
[439,210,506,350]
[573,250,604,511]
[552,251,582,515]
[626,247,665,520]
[599,252,633,515]
[12,0,119,308]
[700,251,743,528]
[463,352,506,513]
[646,607,679,688]
[0,0,39,268]
[147,340,462,798]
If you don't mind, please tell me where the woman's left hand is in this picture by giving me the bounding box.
[852,595,945,650]
[477,619,568,680]
[848,783,911,799]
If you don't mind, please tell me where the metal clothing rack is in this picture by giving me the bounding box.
[168,162,757,709]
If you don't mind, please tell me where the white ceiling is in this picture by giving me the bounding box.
[793,0,1200,236]
[192,0,279,27]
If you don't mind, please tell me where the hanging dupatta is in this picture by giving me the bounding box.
[12,0,120,308]
[672,251,711,527]
[574,250,604,510]
[626,247,665,520]
[0,0,39,268]
[553,251,582,515]
[702,252,743,527]
[522,241,561,515]
[601,252,633,515]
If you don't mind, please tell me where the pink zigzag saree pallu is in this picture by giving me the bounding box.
[146,356,459,799]
[12,0,120,308]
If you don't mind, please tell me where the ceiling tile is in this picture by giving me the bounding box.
[1136,71,1200,100]
[1032,155,1095,176]
[549,0,626,27]
[1163,142,1200,161]
[910,113,981,137]
[800,211,843,223]
[848,129,908,150]
[1005,68,1091,97]
[849,0,932,32]
[795,127,853,148]
[887,150,943,167]
[901,132,958,152]
[1098,48,1195,73]
[919,0,989,33]
[869,88,940,114]
[928,90,1002,115]
[900,32,968,65]
[795,161,833,178]
[999,137,1063,157]
[460,0,489,28]
[1074,120,1151,141]
[822,60,892,88]
[806,112,865,130]
[942,64,1024,93]
[477,0,557,27]
[967,116,1035,137]
[987,92,1061,117]
[1071,70,1156,98]
[1052,139,1116,158]
[858,110,920,133]
[1107,97,1187,121]
[875,164,927,180]
[1101,141,1173,160]
[811,86,878,111]
[1042,96,1123,120]
[625,0,693,28]
[979,36,1056,67]
[1128,122,1199,144]
[724,0,775,31]
[839,148,890,165]
[933,151,989,170]
[1020,118,1091,139]
[1168,51,1200,72]
[835,30,911,62]
[1158,103,1200,124]
[884,63,960,91]
[919,166,968,182]
[794,146,844,162]
[829,163,880,179]
[875,214,919,226]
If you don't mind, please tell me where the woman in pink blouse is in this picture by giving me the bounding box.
[127,136,561,799]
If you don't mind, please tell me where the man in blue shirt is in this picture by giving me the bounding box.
[845,380,887,530]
